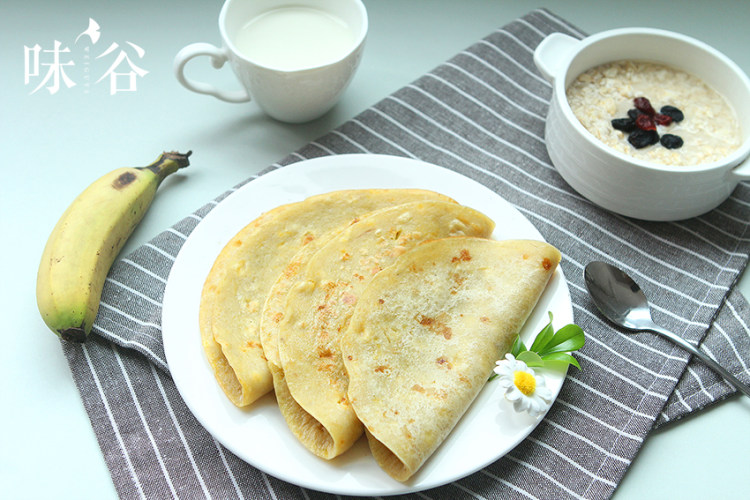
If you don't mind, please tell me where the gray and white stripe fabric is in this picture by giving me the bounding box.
[63,9,750,499]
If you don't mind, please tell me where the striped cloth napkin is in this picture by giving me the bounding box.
[62,8,750,499]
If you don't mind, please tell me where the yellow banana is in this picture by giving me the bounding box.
[36,151,192,342]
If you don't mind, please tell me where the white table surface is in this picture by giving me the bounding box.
[2,1,749,498]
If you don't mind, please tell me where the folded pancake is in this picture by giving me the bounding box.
[199,189,454,407]
[274,201,495,459]
[341,238,561,481]
[260,224,347,375]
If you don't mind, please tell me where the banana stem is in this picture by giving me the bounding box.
[140,151,192,184]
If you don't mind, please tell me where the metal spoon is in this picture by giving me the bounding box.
[584,261,750,398]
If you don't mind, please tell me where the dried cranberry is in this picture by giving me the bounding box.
[660,134,684,149]
[628,129,659,149]
[654,113,673,126]
[660,105,684,122]
[611,118,636,133]
[635,114,656,131]
[634,97,656,115]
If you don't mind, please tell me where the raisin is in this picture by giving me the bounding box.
[635,114,656,131]
[654,113,673,126]
[611,118,636,132]
[660,134,684,149]
[660,105,684,122]
[627,108,642,120]
[628,129,659,149]
[634,97,656,115]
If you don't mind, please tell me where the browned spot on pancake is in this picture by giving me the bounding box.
[282,261,301,278]
[273,312,284,323]
[301,232,314,245]
[410,384,447,400]
[450,272,467,294]
[317,346,335,359]
[317,363,336,373]
[374,365,390,373]
[437,324,452,340]
[342,292,357,305]
[415,313,453,340]
[452,273,467,286]
[480,316,490,323]
[451,249,472,263]
[417,314,433,327]
[436,356,452,369]
[542,257,553,271]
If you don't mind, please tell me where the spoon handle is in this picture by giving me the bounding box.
[648,323,750,398]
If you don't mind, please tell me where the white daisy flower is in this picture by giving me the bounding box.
[494,353,553,417]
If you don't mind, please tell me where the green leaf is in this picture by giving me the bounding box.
[536,324,586,357]
[529,312,555,352]
[492,312,586,379]
[509,334,527,357]
[517,350,545,367]
[539,352,581,370]
[539,358,577,372]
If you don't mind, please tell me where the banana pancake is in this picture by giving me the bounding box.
[199,189,454,407]
[274,200,495,459]
[341,238,561,481]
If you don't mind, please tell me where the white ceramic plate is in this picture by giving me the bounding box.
[162,154,573,496]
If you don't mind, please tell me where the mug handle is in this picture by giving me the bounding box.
[173,42,251,103]
[533,32,581,82]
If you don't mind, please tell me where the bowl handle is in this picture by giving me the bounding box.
[534,33,581,82]
[729,156,750,182]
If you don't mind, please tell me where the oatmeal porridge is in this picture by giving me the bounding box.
[566,60,742,166]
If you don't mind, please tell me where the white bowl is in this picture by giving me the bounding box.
[534,28,750,221]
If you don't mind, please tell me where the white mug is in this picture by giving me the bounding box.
[174,0,368,123]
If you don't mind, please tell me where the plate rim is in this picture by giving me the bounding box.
[162,153,573,496]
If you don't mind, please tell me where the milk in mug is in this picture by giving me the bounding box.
[233,6,357,70]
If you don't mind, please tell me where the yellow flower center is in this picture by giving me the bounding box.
[513,371,536,396]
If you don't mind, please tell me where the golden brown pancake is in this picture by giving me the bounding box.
[199,189,454,407]
[341,238,560,481]
[273,201,495,458]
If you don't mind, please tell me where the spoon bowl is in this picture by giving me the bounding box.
[584,261,750,398]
